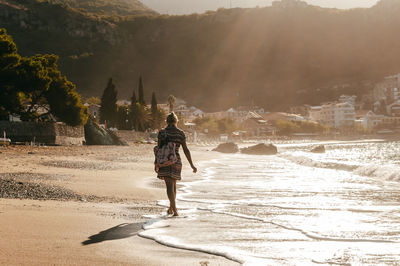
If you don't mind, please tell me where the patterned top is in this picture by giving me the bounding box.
[158,124,186,148]
[157,125,186,180]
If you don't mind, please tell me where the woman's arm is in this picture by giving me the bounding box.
[182,141,197,173]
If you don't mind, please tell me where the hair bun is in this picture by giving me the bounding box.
[167,112,178,124]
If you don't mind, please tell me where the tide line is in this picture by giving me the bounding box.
[211,210,397,244]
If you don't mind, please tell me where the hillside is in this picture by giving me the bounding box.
[42,0,157,17]
[1,0,400,111]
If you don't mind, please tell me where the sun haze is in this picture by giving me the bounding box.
[141,0,380,15]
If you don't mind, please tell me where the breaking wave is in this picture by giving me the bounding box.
[281,154,400,182]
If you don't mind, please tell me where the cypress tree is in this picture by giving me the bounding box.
[138,76,145,105]
[151,92,157,115]
[117,105,129,130]
[129,90,138,130]
[151,92,158,129]
[99,78,118,127]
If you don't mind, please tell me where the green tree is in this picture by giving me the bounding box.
[138,76,145,105]
[117,105,129,130]
[0,29,87,125]
[85,96,101,105]
[193,116,236,135]
[100,78,118,127]
[0,28,21,120]
[129,90,138,130]
[217,118,237,134]
[132,102,148,132]
[167,94,175,113]
[276,120,300,136]
[150,91,159,129]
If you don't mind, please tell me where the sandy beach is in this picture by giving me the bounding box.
[0,144,237,265]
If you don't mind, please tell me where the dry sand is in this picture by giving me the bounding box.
[0,144,237,265]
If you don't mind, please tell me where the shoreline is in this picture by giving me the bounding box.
[0,144,237,265]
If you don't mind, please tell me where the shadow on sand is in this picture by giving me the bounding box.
[82,223,142,245]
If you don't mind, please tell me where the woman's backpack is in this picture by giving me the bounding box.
[154,130,178,168]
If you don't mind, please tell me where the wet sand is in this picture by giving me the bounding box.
[0,144,237,265]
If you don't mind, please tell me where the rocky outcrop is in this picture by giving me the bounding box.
[310,145,325,153]
[240,143,278,155]
[84,118,127,146]
[212,142,239,153]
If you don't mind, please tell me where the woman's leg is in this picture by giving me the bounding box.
[164,177,178,216]
[174,179,177,199]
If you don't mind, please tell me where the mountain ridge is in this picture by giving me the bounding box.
[1,0,400,111]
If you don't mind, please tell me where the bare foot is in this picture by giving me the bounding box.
[167,207,173,215]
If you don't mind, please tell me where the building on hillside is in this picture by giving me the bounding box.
[262,112,307,124]
[289,105,311,116]
[387,101,400,117]
[380,116,400,128]
[225,106,265,123]
[309,102,355,129]
[355,110,400,131]
[236,106,265,115]
[145,103,175,114]
[339,95,357,106]
[189,106,204,118]
[242,112,272,136]
[272,0,308,8]
[355,111,383,131]
[8,114,21,122]
[117,100,131,106]
[225,108,241,121]
[175,104,190,118]
[157,104,170,113]
[205,111,226,120]
[373,74,400,104]
[175,104,204,121]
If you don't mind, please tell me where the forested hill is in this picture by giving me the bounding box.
[44,0,157,17]
[1,0,400,111]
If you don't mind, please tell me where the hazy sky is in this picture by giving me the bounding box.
[141,0,380,15]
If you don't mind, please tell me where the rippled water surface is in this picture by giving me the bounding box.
[141,141,400,265]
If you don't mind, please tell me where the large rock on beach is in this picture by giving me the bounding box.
[84,118,128,146]
[311,145,325,153]
[213,142,239,153]
[240,143,278,155]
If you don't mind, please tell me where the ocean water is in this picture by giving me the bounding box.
[140,140,400,265]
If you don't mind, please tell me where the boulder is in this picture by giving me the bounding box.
[241,143,278,155]
[212,142,239,153]
[310,145,325,153]
[84,118,128,146]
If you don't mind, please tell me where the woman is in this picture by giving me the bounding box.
[155,112,197,216]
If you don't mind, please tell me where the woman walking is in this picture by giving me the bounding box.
[155,112,197,216]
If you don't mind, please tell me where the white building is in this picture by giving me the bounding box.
[387,100,400,117]
[225,106,265,123]
[355,111,383,131]
[175,104,204,121]
[309,102,355,128]
[373,73,400,104]
[338,95,357,106]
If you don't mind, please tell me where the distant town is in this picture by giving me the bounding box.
[79,72,400,141]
